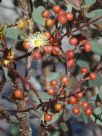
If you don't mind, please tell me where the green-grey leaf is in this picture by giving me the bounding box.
[85,0,96,7]
[66,77,75,90]
[2,66,8,79]
[99,86,102,100]
[90,40,102,55]
[89,76,102,87]
[77,60,89,69]
[87,9,102,19]
[66,3,72,12]
[39,91,53,101]
[93,107,102,115]
[4,28,21,39]
[90,107,102,126]
[46,72,60,82]
[60,122,69,132]
[30,91,53,104]
[32,6,45,26]
[91,114,102,126]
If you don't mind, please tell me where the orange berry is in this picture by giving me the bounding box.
[67,59,75,68]
[41,10,49,18]
[68,96,78,105]
[89,73,96,80]
[76,92,84,99]
[72,107,80,115]
[60,76,70,86]
[80,67,88,75]
[81,102,89,109]
[54,103,63,112]
[65,12,73,21]
[52,5,61,13]
[47,89,55,95]
[50,79,58,87]
[84,42,92,52]
[45,18,55,27]
[58,15,67,24]
[44,113,52,122]
[58,9,65,16]
[44,31,51,39]
[66,50,74,59]
[69,37,78,46]
[43,45,53,54]
[53,46,61,55]
[14,89,23,98]
[85,107,93,116]
[23,41,30,49]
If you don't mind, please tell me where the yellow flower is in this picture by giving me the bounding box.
[2,59,10,66]
[26,32,49,50]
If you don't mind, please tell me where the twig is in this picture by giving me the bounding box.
[61,16,102,39]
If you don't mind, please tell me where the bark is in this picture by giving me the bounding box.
[18,0,33,17]
[16,99,32,136]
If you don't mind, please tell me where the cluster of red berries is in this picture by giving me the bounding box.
[44,102,63,122]
[45,72,95,121]
[42,5,73,26]
[68,95,93,116]
[80,67,96,80]
[66,37,92,68]
[44,90,93,122]
[32,45,62,60]
[47,76,70,95]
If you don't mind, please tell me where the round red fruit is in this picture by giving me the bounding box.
[41,10,49,18]
[43,45,53,54]
[76,92,84,99]
[61,76,70,86]
[69,37,78,46]
[52,5,61,13]
[44,31,51,39]
[68,96,78,105]
[67,59,75,68]
[58,9,65,16]
[84,42,92,52]
[58,15,67,24]
[50,79,58,86]
[53,46,61,55]
[80,67,88,75]
[89,73,96,80]
[23,41,30,49]
[81,102,89,109]
[66,50,74,59]
[54,103,63,112]
[14,89,23,98]
[85,107,93,116]
[47,89,55,95]
[45,18,55,27]
[72,107,80,115]
[65,12,73,21]
[44,113,52,122]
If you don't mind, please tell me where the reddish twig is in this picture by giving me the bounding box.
[61,16,102,39]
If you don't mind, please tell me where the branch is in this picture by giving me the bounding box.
[14,52,32,61]
[61,16,102,39]
[18,0,33,17]
[8,65,42,103]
